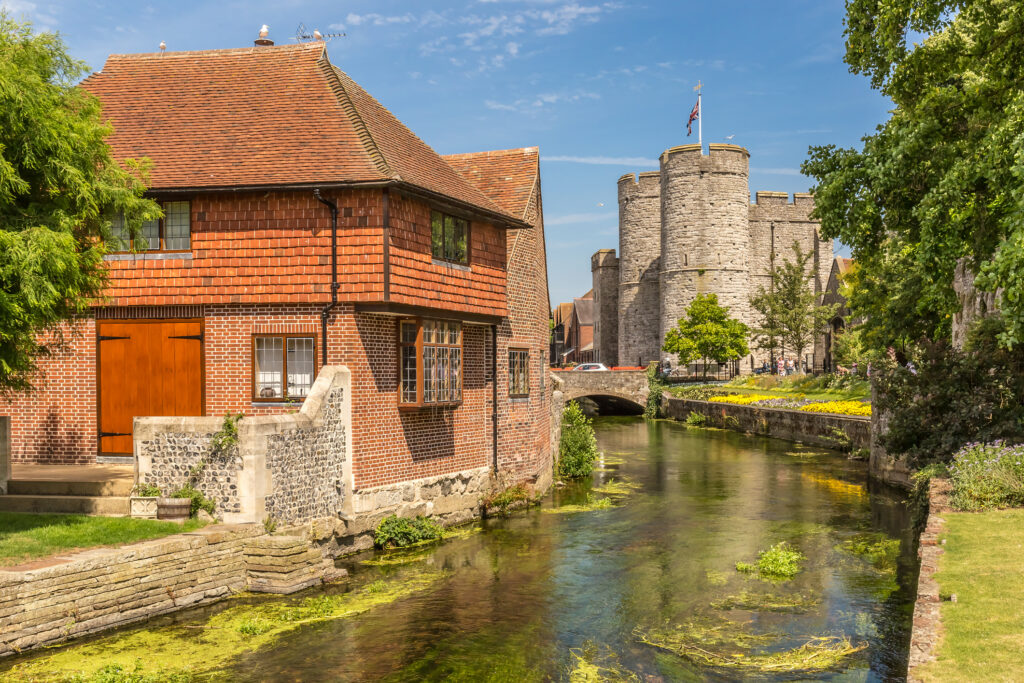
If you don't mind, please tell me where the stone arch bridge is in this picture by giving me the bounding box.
[550,369,649,415]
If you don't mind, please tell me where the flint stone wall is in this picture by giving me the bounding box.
[135,366,352,525]
[663,395,870,451]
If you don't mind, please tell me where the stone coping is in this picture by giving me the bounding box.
[0,523,262,579]
[908,478,951,680]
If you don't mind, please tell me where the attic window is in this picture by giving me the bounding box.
[109,201,191,253]
[431,210,469,265]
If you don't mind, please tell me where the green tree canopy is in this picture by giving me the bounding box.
[663,293,749,378]
[0,14,159,393]
[749,242,838,364]
[802,0,1024,350]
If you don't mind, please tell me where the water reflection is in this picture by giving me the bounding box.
[0,418,916,682]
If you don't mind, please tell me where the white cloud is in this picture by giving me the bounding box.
[341,12,416,28]
[0,0,35,16]
[545,155,659,166]
[506,41,520,56]
[529,3,609,36]
[486,89,600,113]
[546,212,616,225]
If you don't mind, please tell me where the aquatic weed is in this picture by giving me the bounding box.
[710,590,820,613]
[735,542,804,581]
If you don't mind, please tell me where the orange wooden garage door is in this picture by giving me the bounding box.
[98,320,203,456]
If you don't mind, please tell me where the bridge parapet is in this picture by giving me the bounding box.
[549,369,649,409]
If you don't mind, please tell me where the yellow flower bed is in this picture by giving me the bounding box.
[798,400,872,417]
[708,394,778,405]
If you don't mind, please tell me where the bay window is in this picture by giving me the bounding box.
[399,319,463,407]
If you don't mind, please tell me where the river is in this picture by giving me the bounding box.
[1,417,917,681]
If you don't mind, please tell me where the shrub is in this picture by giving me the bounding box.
[373,515,444,549]
[169,483,215,517]
[685,412,706,426]
[558,401,599,479]
[708,393,780,405]
[644,364,666,419]
[132,483,161,497]
[211,412,244,456]
[669,384,730,401]
[948,442,1024,511]
[874,320,1024,468]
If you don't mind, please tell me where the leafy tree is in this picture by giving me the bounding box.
[558,400,598,478]
[0,14,159,394]
[663,293,749,379]
[803,0,1024,350]
[749,242,837,366]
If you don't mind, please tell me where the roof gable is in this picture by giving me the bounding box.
[573,297,594,326]
[442,147,539,222]
[81,43,512,221]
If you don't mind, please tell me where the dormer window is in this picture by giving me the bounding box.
[109,201,191,253]
[430,210,469,265]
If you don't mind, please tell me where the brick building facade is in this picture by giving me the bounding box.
[1,43,551,495]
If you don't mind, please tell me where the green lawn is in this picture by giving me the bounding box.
[0,512,205,567]
[919,509,1024,682]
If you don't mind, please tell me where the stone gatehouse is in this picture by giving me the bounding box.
[591,143,832,371]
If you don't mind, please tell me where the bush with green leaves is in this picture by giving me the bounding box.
[373,515,444,549]
[644,364,666,419]
[685,412,706,427]
[558,400,598,479]
[874,320,1024,468]
[169,483,215,518]
[668,384,729,401]
[948,442,1024,512]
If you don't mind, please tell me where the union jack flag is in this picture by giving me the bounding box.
[687,98,700,136]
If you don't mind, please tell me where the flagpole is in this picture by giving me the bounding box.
[698,90,702,150]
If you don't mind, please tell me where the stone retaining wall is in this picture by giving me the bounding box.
[908,478,951,680]
[663,395,871,451]
[135,367,352,525]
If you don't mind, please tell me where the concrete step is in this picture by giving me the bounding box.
[0,495,130,516]
[7,479,134,497]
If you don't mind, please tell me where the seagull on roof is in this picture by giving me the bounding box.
[259,24,269,38]
[159,40,166,52]
[313,29,323,41]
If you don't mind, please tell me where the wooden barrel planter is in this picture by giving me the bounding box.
[157,497,191,522]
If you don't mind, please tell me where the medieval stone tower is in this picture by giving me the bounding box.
[592,143,832,371]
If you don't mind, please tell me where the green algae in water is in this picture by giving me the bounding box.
[705,570,729,587]
[710,590,820,613]
[591,479,640,496]
[544,494,618,515]
[835,532,901,572]
[567,643,639,682]
[735,542,805,581]
[636,619,866,674]
[6,569,449,681]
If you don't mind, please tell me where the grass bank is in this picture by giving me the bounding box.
[0,512,205,567]
[668,374,871,403]
[918,508,1024,682]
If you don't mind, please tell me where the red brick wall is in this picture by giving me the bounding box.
[388,192,507,317]
[2,320,97,465]
[495,183,552,482]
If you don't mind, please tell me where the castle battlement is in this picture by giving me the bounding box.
[594,144,831,371]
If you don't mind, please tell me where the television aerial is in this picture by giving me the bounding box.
[294,23,346,43]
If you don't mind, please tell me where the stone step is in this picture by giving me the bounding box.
[0,495,130,516]
[7,479,134,497]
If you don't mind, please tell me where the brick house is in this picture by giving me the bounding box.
[1,43,551,495]
[564,292,595,365]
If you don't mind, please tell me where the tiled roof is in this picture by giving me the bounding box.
[81,43,513,221]
[442,148,539,222]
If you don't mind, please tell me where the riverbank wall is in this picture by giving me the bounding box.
[0,523,353,656]
[662,395,871,451]
[907,478,951,680]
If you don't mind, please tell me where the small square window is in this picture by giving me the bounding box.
[430,210,469,265]
[253,335,315,401]
[107,201,191,253]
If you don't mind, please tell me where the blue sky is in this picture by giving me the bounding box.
[4,0,889,307]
